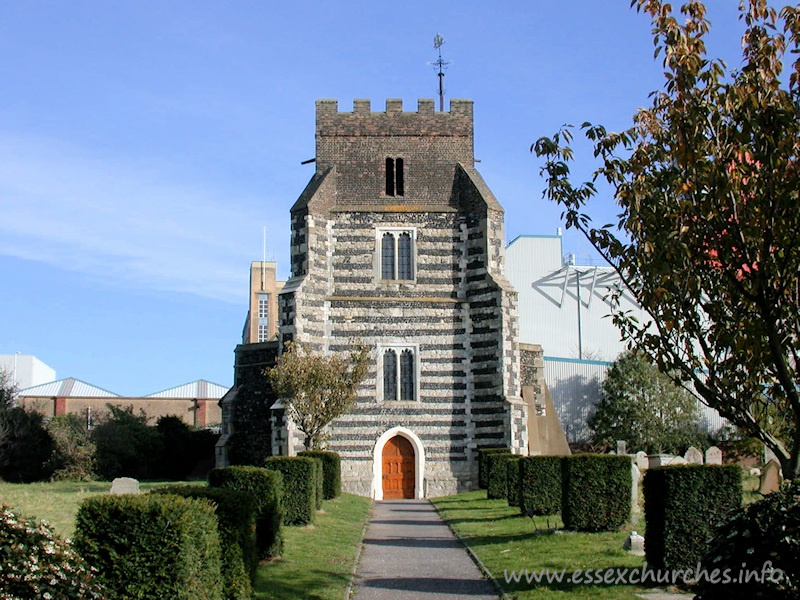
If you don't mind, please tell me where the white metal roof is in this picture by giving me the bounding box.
[19,377,120,398]
[146,380,228,399]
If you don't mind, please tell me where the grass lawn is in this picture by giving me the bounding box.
[253,494,371,600]
[432,491,659,600]
[0,480,187,539]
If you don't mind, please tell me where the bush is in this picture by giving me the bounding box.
[263,457,316,526]
[47,413,96,481]
[208,466,284,559]
[519,455,563,516]
[91,405,162,480]
[478,447,510,489]
[643,464,742,571]
[74,493,223,599]
[0,504,105,599]
[562,454,631,532]
[695,479,800,599]
[486,452,514,499]
[154,485,257,600]
[505,455,524,507]
[298,450,341,499]
[0,406,54,482]
[155,416,219,480]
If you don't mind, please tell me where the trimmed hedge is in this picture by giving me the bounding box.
[478,447,510,489]
[153,486,257,600]
[74,493,222,600]
[505,455,524,507]
[644,464,742,571]
[562,454,631,532]
[310,457,323,510]
[486,452,514,499]
[298,450,342,499]
[263,457,316,526]
[519,455,563,516]
[696,478,800,599]
[208,466,284,559]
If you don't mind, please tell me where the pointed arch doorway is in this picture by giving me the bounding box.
[382,435,415,500]
[372,427,425,500]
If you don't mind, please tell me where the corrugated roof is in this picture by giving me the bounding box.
[19,377,120,398]
[146,379,228,399]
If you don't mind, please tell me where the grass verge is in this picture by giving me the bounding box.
[253,494,371,600]
[0,480,186,539]
[432,491,661,600]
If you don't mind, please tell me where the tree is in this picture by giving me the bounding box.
[534,1,800,477]
[589,351,704,453]
[91,404,162,480]
[47,413,96,481]
[0,367,17,409]
[268,342,369,450]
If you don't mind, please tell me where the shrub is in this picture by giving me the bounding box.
[519,455,563,516]
[91,405,162,480]
[643,464,742,571]
[47,413,96,481]
[0,406,54,482]
[154,485,257,600]
[154,417,220,480]
[74,493,223,599]
[486,452,514,499]
[505,455,524,507]
[208,466,284,559]
[562,454,631,532]
[0,504,105,599]
[298,450,341,499]
[477,447,510,489]
[263,457,316,526]
[695,479,800,599]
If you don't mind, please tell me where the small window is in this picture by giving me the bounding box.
[258,294,269,318]
[258,324,269,342]
[378,344,418,403]
[377,228,416,281]
[385,156,404,196]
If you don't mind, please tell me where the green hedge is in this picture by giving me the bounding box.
[208,466,284,559]
[486,452,514,499]
[74,493,222,599]
[562,454,631,532]
[644,464,742,571]
[153,486,256,600]
[263,457,316,526]
[519,455,563,516]
[298,450,341,499]
[478,447,510,489]
[310,457,323,510]
[505,455,524,507]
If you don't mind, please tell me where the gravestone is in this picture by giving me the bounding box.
[110,477,140,495]
[631,463,641,513]
[758,460,782,495]
[648,454,674,468]
[624,531,645,556]
[635,451,649,471]
[668,456,687,466]
[685,447,703,464]
[616,440,627,455]
[705,446,723,465]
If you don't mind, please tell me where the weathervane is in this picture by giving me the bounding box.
[431,34,450,112]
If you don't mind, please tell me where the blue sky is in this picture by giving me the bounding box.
[0,1,751,395]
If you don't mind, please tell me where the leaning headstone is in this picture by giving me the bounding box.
[705,446,723,465]
[110,477,140,495]
[616,440,627,456]
[685,447,703,464]
[623,531,645,556]
[636,451,649,471]
[668,456,687,466]
[758,459,782,495]
[648,454,674,468]
[631,463,641,513]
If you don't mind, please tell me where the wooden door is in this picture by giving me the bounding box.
[382,435,415,500]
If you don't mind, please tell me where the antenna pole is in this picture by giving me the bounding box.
[262,226,267,290]
[432,34,449,112]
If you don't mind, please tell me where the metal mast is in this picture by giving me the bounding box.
[432,34,449,112]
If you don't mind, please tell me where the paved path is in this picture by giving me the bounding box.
[351,500,499,599]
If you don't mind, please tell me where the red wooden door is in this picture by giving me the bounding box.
[382,435,415,499]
